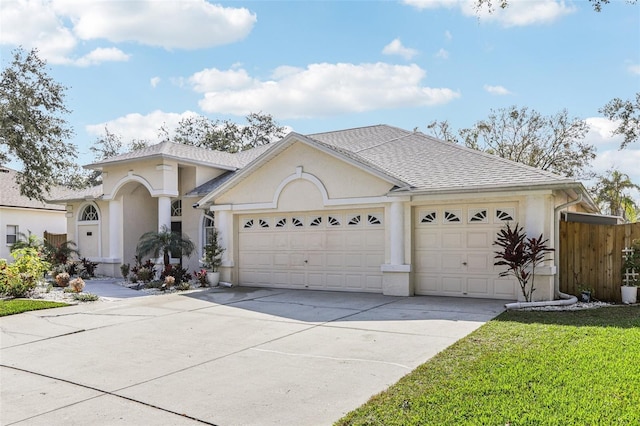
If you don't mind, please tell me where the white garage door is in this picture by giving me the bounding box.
[239,209,384,292]
[414,204,518,299]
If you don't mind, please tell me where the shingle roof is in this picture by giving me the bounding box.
[0,168,66,210]
[86,141,240,170]
[307,125,573,192]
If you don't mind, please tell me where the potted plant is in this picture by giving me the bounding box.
[621,239,640,304]
[202,228,225,286]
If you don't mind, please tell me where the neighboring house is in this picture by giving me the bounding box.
[50,125,598,301]
[0,168,67,261]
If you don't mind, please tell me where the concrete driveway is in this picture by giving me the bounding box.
[1,285,506,425]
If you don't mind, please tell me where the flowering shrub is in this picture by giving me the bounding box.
[69,277,85,293]
[55,272,71,287]
[193,269,208,287]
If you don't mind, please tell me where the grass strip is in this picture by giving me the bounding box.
[0,299,70,316]
[337,306,640,426]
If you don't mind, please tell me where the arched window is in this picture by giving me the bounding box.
[171,200,182,217]
[203,213,215,246]
[80,205,99,221]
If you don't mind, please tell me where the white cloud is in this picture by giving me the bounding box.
[86,110,200,144]
[584,117,640,194]
[191,63,460,119]
[628,64,640,75]
[55,0,256,49]
[150,77,161,88]
[444,30,452,41]
[483,84,512,95]
[403,0,575,27]
[74,47,130,67]
[382,38,418,60]
[0,0,256,65]
[435,48,449,59]
[189,68,255,93]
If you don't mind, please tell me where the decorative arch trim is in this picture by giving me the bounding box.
[272,167,330,207]
[104,173,178,200]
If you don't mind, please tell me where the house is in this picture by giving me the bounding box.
[0,168,67,260]
[50,125,598,301]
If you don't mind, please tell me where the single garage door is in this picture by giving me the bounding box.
[414,204,518,299]
[239,209,384,292]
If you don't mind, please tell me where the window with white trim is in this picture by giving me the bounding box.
[275,218,287,228]
[292,217,304,227]
[6,225,18,245]
[443,210,461,223]
[309,216,322,227]
[347,215,361,226]
[259,219,270,228]
[420,211,437,224]
[243,219,254,229]
[203,213,215,246]
[80,205,99,221]
[496,208,515,222]
[327,215,341,227]
[367,214,382,225]
[469,209,488,223]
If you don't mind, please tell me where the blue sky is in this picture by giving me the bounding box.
[1,0,639,195]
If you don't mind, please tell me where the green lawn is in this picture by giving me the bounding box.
[0,299,69,316]
[337,306,640,426]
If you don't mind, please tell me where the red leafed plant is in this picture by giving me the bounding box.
[494,223,554,302]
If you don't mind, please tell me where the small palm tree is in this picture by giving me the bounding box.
[592,169,640,222]
[136,225,195,267]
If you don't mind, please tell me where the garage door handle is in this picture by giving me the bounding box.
[462,262,467,266]
[304,260,308,263]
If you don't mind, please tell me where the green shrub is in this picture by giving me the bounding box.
[0,248,50,298]
[73,293,98,302]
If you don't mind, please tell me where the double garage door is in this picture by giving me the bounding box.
[238,209,384,292]
[414,203,519,300]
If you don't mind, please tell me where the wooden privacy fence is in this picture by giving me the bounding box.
[559,221,640,303]
[43,231,67,248]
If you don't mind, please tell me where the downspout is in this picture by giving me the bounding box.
[505,194,583,310]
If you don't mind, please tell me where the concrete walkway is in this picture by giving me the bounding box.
[1,284,507,425]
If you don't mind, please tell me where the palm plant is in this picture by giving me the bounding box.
[592,169,640,222]
[10,231,43,252]
[136,225,195,268]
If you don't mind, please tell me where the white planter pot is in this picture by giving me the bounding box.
[207,272,220,287]
[621,285,638,304]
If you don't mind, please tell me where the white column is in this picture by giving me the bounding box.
[216,209,232,264]
[109,198,122,260]
[390,200,405,265]
[157,196,171,231]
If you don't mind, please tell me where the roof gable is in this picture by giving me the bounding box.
[0,168,66,211]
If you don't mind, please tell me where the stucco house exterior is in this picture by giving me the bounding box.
[0,168,67,261]
[50,125,597,301]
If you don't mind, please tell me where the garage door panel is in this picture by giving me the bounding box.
[416,253,439,270]
[415,203,518,299]
[467,231,491,248]
[416,231,438,249]
[467,278,490,295]
[442,276,463,294]
[467,254,490,271]
[442,231,464,248]
[326,254,343,268]
[239,210,383,292]
[366,275,382,291]
[442,254,464,270]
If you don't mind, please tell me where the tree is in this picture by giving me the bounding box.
[457,106,594,178]
[0,47,76,201]
[136,225,195,268]
[474,0,636,13]
[425,120,458,143]
[599,93,640,148]
[171,112,286,152]
[592,169,640,222]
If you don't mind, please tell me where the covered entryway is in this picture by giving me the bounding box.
[414,203,518,299]
[238,209,384,292]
